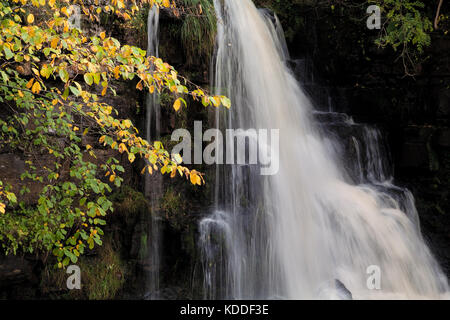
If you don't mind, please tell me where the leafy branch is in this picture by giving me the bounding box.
[0,0,229,267]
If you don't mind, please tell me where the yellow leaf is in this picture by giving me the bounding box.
[128,153,135,163]
[113,66,120,79]
[136,81,143,90]
[190,172,197,185]
[27,14,34,24]
[212,97,220,107]
[162,0,170,8]
[61,7,69,17]
[173,98,182,112]
[50,37,58,49]
[26,78,34,89]
[118,143,128,153]
[31,81,41,94]
[109,174,115,182]
[149,85,155,94]
[123,120,132,129]
[100,31,106,40]
[190,170,202,185]
[0,203,5,214]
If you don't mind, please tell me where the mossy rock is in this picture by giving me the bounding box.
[40,237,126,300]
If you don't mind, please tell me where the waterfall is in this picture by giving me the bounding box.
[199,0,449,299]
[144,5,162,299]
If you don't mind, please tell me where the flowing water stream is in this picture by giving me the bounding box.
[144,5,161,299]
[198,0,450,299]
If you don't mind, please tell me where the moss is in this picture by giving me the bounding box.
[180,0,217,66]
[79,239,126,300]
[160,186,188,231]
[129,5,150,35]
[110,186,149,218]
[182,227,196,257]
[138,233,149,260]
[41,237,126,300]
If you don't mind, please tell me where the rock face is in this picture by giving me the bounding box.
[0,255,39,299]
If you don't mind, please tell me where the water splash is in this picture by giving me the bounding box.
[199,0,449,299]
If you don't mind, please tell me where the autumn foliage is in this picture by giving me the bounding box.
[0,0,228,267]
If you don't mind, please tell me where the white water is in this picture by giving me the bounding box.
[144,6,161,299]
[200,0,449,299]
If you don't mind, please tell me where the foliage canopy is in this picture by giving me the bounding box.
[0,0,229,267]
[370,0,434,75]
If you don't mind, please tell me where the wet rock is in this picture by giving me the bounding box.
[400,142,430,169]
[398,126,439,171]
[0,255,38,299]
[437,89,450,118]
[437,128,450,148]
[335,279,352,300]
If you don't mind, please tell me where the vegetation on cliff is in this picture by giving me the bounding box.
[0,0,229,268]
[256,0,448,76]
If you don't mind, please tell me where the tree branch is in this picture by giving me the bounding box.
[435,0,444,29]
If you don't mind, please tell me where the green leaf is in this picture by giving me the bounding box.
[3,47,14,60]
[63,257,70,267]
[59,69,69,83]
[84,73,93,86]
[93,73,101,85]
[69,86,80,96]
[62,87,70,100]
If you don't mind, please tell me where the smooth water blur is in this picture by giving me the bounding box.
[199,0,449,299]
[144,6,161,299]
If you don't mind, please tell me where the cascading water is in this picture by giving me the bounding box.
[145,6,161,143]
[200,0,449,299]
[144,6,162,299]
